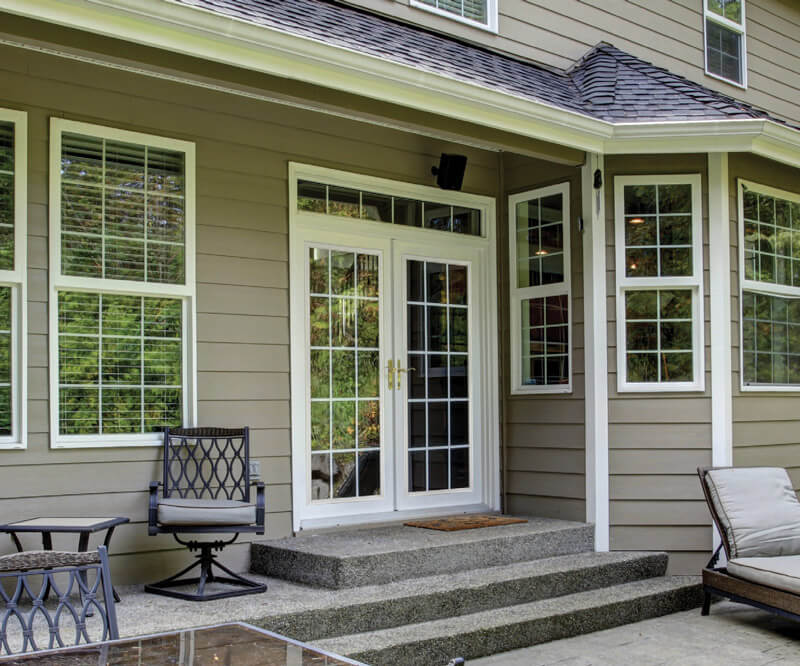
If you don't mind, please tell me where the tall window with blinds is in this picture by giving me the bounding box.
[0,109,27,450]
[50,119,195,448]
[411,0,498,32]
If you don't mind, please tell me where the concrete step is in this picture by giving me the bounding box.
[250,517,594,588]
[314,575,703,666]
[259,551,668,642]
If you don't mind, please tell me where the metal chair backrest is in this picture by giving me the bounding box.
[162,427,251,502]
[0,546,119,656]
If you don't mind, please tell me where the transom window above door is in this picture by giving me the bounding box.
[297,180,482,237]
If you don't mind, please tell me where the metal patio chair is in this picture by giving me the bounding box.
[0,545,119,657]
[146,426,267,601]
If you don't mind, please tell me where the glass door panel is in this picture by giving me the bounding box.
[308,247,381,501]
[406,259,470,493]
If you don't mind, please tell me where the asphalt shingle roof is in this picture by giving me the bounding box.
[171,0,786,126]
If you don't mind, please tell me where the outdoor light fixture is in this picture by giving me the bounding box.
[432,153,467,190]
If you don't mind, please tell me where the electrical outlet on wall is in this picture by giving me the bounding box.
[249,460,261,479]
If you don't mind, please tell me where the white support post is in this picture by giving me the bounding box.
[582,153,609,552]
[708,152,733,556]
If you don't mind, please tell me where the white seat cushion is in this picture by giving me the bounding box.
[707,467,800,558]
[157,497,256,526]
[728,556,800,595]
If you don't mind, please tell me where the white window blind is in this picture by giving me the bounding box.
[50,119,195,448]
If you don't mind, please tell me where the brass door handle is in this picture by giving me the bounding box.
[395,360,416,389]
[387,359,395,390]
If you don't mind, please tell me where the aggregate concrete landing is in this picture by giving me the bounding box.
[472,601,800,666]
[110,551,657,641]
[316,576,703,666]
[251,517,594,588]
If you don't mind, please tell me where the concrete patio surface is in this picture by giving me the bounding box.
[471,601,800,666]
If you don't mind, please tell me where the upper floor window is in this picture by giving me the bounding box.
[50,118,196,448]
[739,180,800,390]
[614,175,704,392]
[410,0,498,33]
[704,0,746,87]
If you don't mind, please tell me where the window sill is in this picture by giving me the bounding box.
[511,385,572,396]
[704,68,747,91]
[617,382,705,393]
[740,384,800,393]
[51,435,164,449]
[0,441,26,451]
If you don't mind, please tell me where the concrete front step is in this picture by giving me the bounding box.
[315,575,704,666]
[250,517,593,588]
[259,551,667,642]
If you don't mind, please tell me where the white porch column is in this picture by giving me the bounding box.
[582,153,609,552]
[707,152,733,554]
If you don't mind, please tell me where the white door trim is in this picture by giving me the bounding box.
[288,163,499,532]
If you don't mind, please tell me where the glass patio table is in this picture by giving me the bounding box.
[0,622,366,665]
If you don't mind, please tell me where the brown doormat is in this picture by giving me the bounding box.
[404,514,528,531]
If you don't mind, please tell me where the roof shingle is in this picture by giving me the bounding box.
[170,0,789,127]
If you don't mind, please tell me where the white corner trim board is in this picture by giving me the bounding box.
[581,154,609,552]
[5,0,800,164]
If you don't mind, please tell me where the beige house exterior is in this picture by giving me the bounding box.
[0,0,799,584]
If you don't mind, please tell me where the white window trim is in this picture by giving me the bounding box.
[614,174,705,392]
[409,0,498,33]
[508,182,572,395]
[0,108,27,450]
[737,178,800,392]
[48,118,197,448]
[703,0,747,89]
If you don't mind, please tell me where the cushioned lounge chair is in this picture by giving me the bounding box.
[698,466,800,620]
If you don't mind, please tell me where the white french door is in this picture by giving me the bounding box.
[289,166,499,531]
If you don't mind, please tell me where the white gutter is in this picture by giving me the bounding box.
[3,0,800,166]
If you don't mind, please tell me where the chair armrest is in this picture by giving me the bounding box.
[253,481,266,535]
[148,482,162,536]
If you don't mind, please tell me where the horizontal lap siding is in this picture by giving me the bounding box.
[344,0,800,126]
[729,154,800,491]
[501,155,586,522]
[605,155,712,575]
[0,44,499,583]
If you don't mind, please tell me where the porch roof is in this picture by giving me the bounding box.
[172,0,789,127]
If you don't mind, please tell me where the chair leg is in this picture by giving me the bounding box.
[145,538,267,602]
[702,589,712,616]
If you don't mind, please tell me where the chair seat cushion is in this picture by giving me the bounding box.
[728,555,800,596]
[706,467,800,558]
[157,497,256,526]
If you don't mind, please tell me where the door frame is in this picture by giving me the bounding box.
[288,162,500,531]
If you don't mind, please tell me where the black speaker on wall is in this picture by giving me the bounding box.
[431,153,467,190]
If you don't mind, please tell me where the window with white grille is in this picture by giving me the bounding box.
[704,0,746,87]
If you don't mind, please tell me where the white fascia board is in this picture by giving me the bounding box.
[0,0,611,152]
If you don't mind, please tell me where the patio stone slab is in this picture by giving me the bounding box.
[315,575,703,665]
